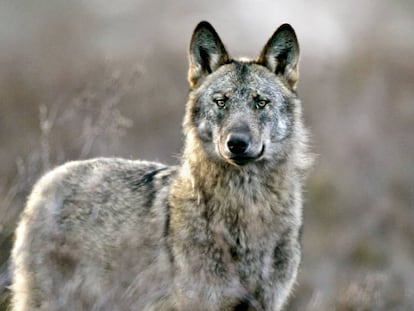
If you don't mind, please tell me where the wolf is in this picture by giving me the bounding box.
[11,21,312,311]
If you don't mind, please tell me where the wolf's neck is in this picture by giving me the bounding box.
[168,136,302,252]
[176,140,295,210]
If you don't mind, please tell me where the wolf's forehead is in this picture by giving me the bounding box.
[212,61,287,95]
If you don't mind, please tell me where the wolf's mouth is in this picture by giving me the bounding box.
[229,145,265,166]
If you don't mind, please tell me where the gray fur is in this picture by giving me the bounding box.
[11,21,312,311]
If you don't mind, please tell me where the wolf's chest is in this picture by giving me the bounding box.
[174,202,279,279]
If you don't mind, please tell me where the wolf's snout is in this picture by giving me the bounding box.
[226,133,251,156]
[223,131,264,165]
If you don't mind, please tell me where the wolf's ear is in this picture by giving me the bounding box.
[258,24,300,90]
[188,21,230,88]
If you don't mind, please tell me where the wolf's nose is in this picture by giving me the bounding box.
[227,133,250,155]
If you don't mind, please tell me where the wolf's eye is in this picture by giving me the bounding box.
[256,99,268,109]
[214,99,226,109]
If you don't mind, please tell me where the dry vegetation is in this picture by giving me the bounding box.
[1,1,413,310]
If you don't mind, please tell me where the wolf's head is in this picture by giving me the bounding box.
[184,21,304,168]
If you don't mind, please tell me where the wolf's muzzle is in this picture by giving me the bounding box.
[226,133,264,165]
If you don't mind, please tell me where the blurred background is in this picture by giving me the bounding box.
[1,0,413,309]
